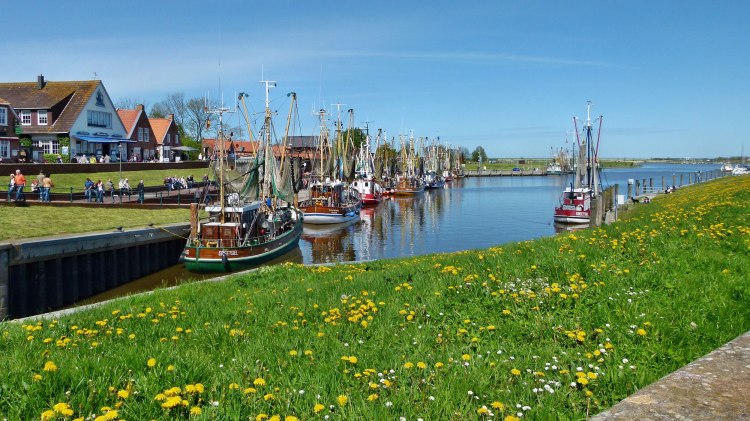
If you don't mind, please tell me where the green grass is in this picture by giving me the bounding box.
[1,176,748,420]
[35,169,211,193]
[0,207,194,242]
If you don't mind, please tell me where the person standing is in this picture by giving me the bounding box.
[7,172,15,201]
[84,177,94,202]
[14,169,26,202]
[96,180,104,203]
[137,179,145,204]
[37,170,45,188]
[42,173,53,202]
[106,179,115,202]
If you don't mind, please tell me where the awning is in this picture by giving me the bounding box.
[74,135,135,143]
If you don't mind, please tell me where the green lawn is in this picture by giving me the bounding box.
[34,169,212,193]
[0,206,194,242]
[1,175,748,420]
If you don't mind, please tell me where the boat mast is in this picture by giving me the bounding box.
[205,103,232,223]
[260,80,276,205]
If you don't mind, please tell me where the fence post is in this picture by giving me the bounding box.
[649,178,653,193]
[672,174,676,188]
[177,190,181,205]
[69,187,73,202]
[662,176,665,191]
[679,174,683,186]
[159,192,163,205]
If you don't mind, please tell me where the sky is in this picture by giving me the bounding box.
[3,1,749,159]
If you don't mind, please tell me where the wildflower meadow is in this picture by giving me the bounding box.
[1,175,748,420]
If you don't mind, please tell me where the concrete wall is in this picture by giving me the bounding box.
[0,224,190,320]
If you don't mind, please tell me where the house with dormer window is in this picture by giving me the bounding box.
[0,74,132,162]
[0,97,20,161]
[149,114,180,162]
[118,104,158,161]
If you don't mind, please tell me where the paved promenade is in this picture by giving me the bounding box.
[594,330,750,420]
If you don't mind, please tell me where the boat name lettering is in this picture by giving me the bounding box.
[219,250,239,256]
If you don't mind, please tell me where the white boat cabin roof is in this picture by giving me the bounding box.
[205,202,261,214]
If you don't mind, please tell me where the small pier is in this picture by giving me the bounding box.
[0,224,189,320]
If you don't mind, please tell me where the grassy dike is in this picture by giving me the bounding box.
[0,207,195,242]
[1,176,748,420]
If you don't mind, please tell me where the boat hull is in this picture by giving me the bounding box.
[361,193,383,206]
[553,209,591,224]
[301,204,361,225]
[183,219,303,273]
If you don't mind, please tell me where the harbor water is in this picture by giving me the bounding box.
[76,163,720,305]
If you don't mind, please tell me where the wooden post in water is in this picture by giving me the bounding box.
[662,176,665,190]
[627,182,632,199]
[679,174,684,186]
[636,180,640,196]
[649,178,653,192]
[672,174,676,188]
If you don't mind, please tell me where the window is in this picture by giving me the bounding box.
[87,110,112,128]
[21,110,31,125]
[144,128,150,142]
[0,140,9,158]
[166,134,171,144]
[138,127,144,141]
[0,108,7,126]
[175,134,179,145]
[31,140,58,154]
[38,110,48,125]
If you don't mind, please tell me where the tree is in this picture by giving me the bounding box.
[114,97,148,110]
[471,146,488,162]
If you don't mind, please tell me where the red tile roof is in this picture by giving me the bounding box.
[116,109,141,138]
[202,138,291,157]
[0,80,101,134]
[149,117,173,144]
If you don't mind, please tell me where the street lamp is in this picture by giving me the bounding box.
[118,143,125,179]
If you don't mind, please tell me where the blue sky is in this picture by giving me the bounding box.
[3,1,748,158]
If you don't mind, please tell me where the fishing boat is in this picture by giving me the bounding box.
[392,133,426,195]
[351,128,384,205]
[546,162,563,175]
[721,162,734,173]
[183,81,303,273]
[299,108,362,224]
[554,101,602,224]
[423,171,445,189]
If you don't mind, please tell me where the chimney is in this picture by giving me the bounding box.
[37,74,45,89]
[168,114,174,121]
[136,104,144,111]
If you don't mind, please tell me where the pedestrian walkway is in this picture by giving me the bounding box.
[2,184,215,208]
[593,330,750,420]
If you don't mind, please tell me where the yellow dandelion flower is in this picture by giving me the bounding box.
[285,417,299,421]
[477,406,490,415]
[117,389,129,399]
[417,361,427,369]
[41,410,56,421]
[435,362,445,368]
[636,328,647,336]
[404,362,414,369]
[244,387,257,394]
[510,368,521,376]
[505,416,521,421]
[254,377,266,386]
[43,361,58,372]
[462,354,471,361]
[32,374,43,381]
[147,358,156,368]
[256,414,268,421]
[264,393,275,401]
[337,395,348,406]
[190,406,202,415]
[289,350,298,356]
[313,403,325,413]
[367,393,379,401]
[491,401,505,410]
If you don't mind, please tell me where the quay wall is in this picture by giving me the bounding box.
[0,224,190,320]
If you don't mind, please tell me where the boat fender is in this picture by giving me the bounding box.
[222,253,230,270]
[355,209,360,215]
[178,251,186,263]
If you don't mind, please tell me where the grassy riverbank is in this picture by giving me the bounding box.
[1,176,748,420]
[0,207,194,242]
[43,169,210,193]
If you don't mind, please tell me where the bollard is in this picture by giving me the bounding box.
[649,178,653,193]
[69,187,73,202]
[635,180,640,196]
[662,176,665,191]
[672,174,676,188]
[177,190,181,205]
[159,192,163,205]
[680,174,683,186]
